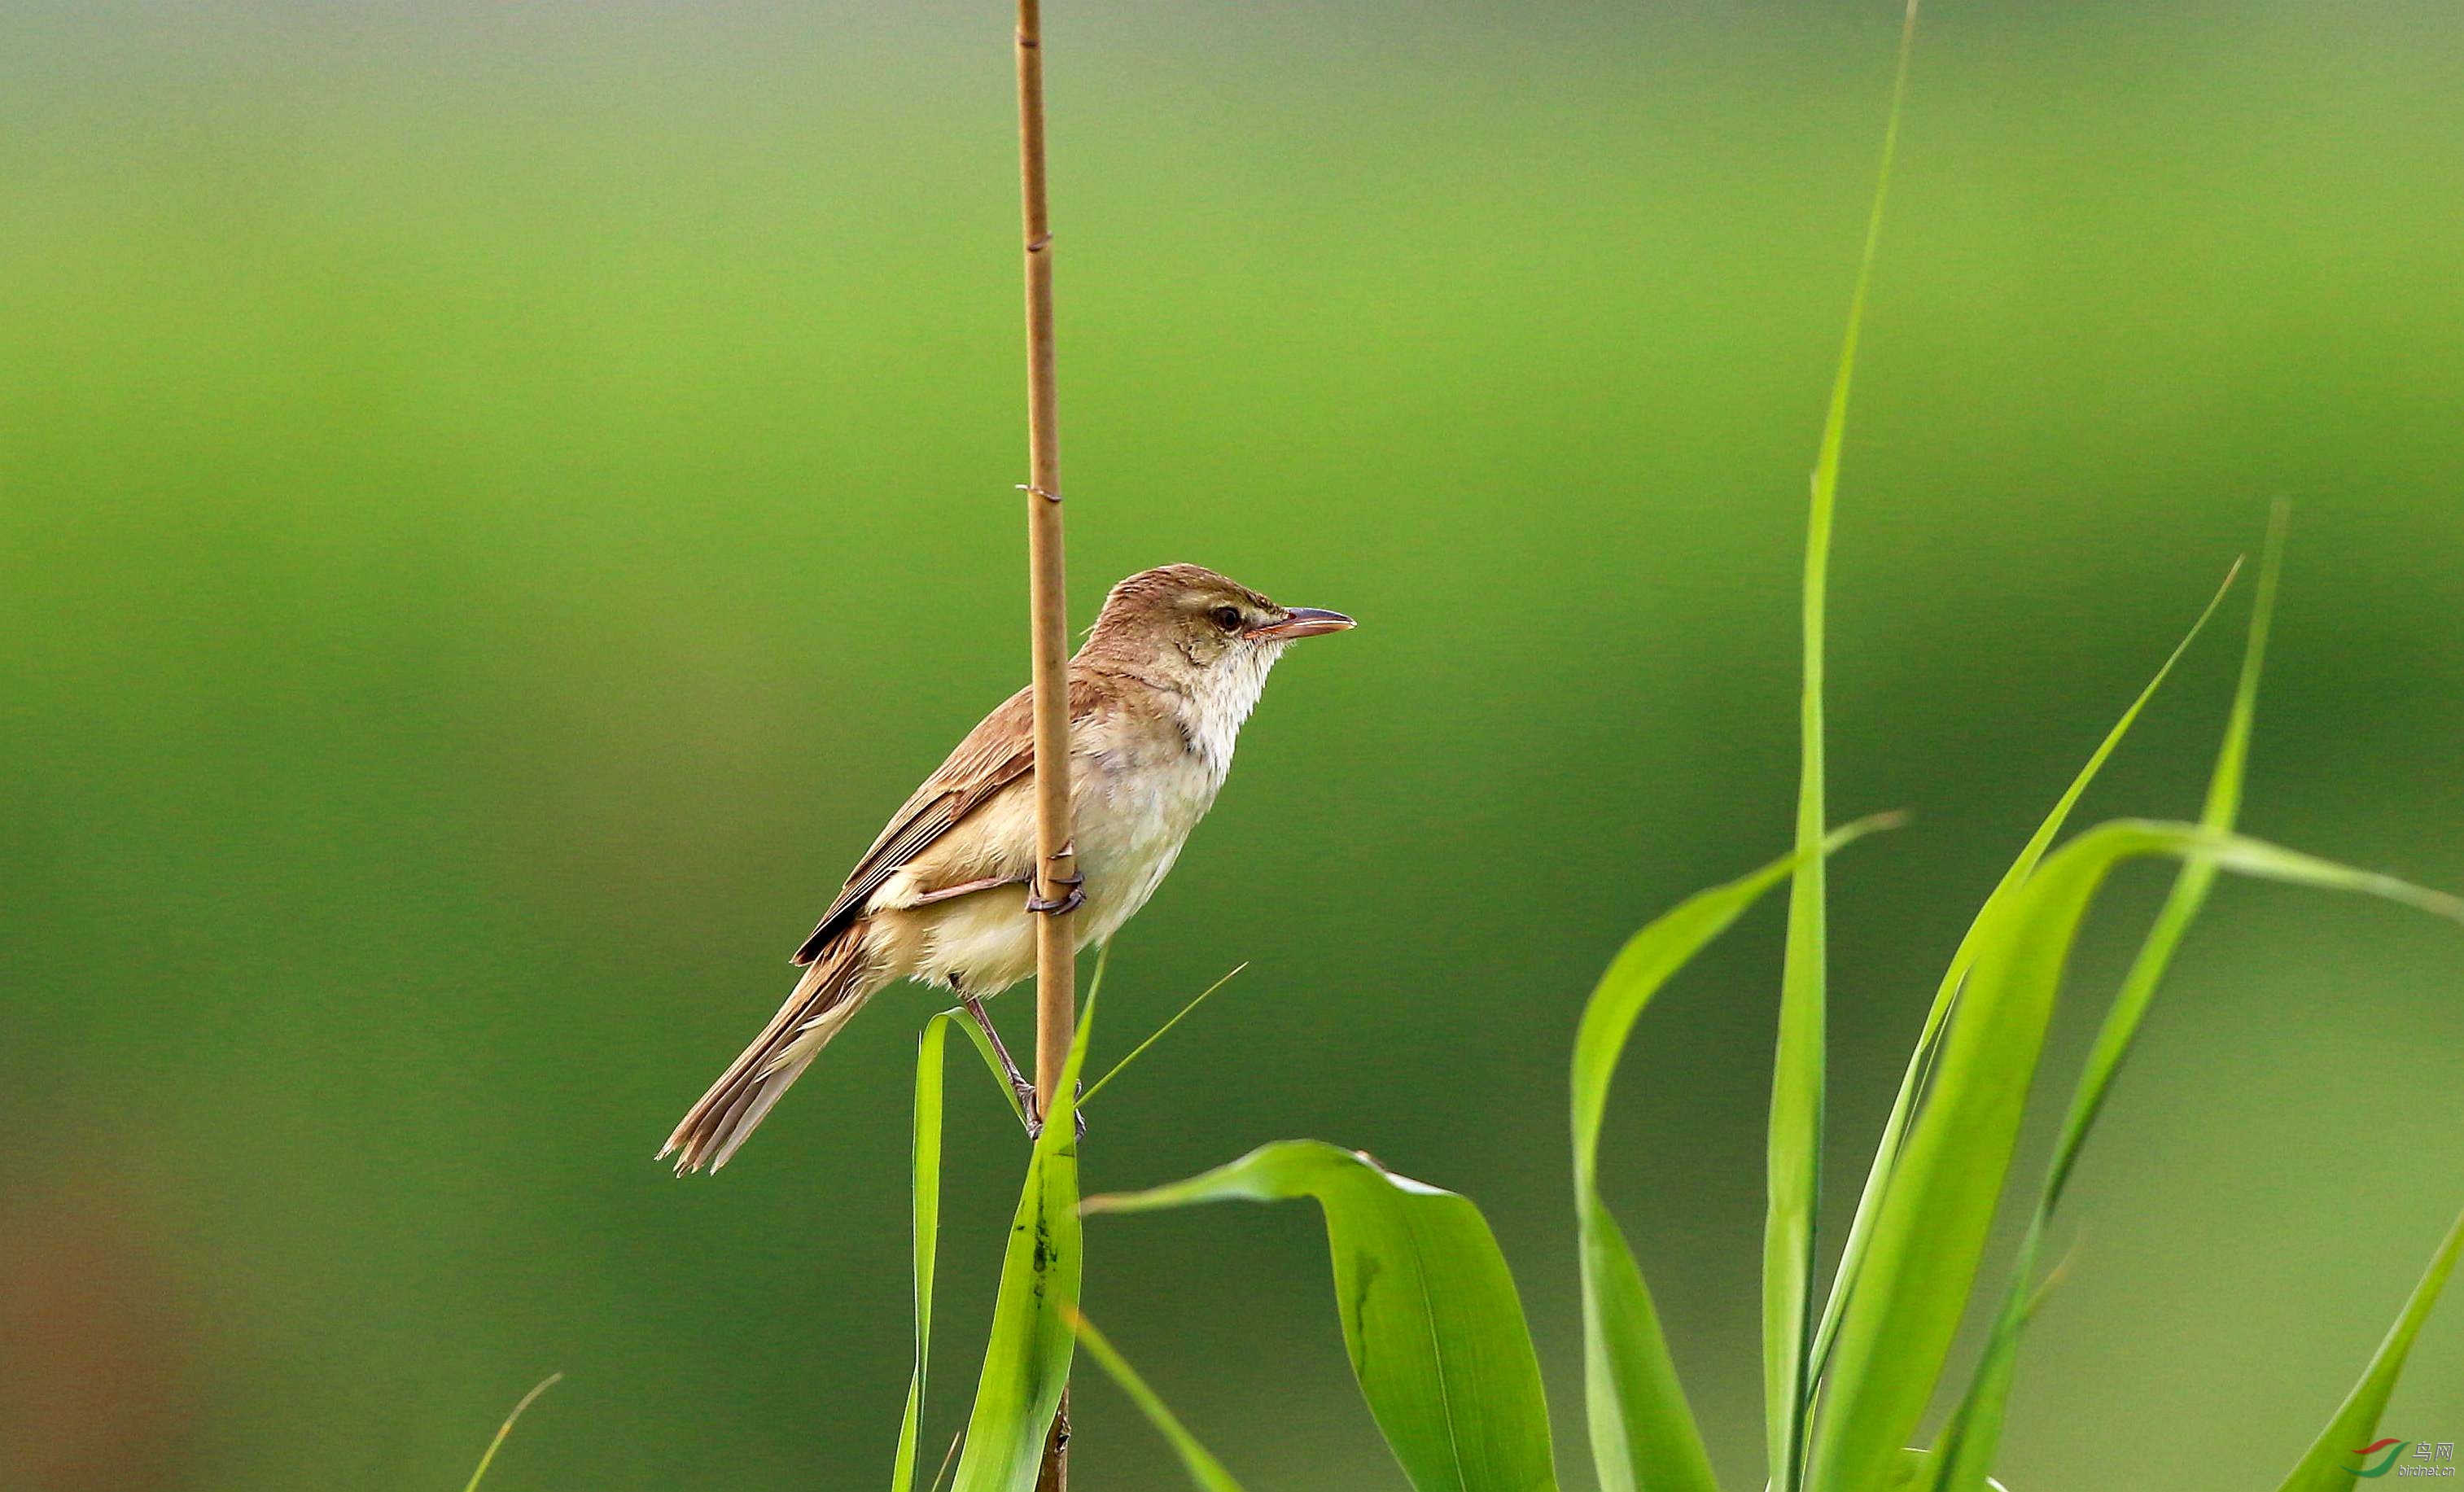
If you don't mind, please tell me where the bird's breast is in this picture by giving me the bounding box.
[1070,720,1223,944]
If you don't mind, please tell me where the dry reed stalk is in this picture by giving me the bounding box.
[1014,1,1074,1485]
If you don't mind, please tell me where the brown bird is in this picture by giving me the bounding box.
[662,563,1355,1172]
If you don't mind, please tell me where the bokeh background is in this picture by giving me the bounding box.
[5,1,2461,1487]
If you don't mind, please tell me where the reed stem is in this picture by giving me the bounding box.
[1015,0,1074,1485]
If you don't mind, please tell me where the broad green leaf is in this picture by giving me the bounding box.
[950,991,1097,1492]
[1932,505,2285,1492]
[1069,1311,1248,1492]
[1807,820,2464,1492]
[462,1372,562,1492]
[2274,1203,2464,1492]
[1768,7,1921,1486]
[1575,817,1896,1492]
[1090,1141,1559,1492]
[1811,557,2240,1389]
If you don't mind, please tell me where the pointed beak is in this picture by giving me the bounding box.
[1248,606,1356,641]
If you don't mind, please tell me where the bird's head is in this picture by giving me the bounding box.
[1082,563,1354,676]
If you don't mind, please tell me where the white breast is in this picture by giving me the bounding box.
[1070,720,1223,948]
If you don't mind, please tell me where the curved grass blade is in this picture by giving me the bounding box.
[956,1012,1031,1131]
[1810,557,2241,1389]
[1806,819,2464,1492]
[894,992,1079,1491]
[1768,7,1922,1485]
[1068,1310,1248,1492]
[1090,1141,1559,1492]
[1574,816,1898,1492]
[893,1011,965,1492]
[2274,1202,2464,1492]
[1082,962,1246,1107]
[950,991,1098,1492]
[462,1372,562,1492]
[1930,505,2286,1492]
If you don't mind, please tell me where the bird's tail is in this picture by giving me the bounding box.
[663,927,882,1174]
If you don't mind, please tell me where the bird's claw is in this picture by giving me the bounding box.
[1021,1083,1088,1144]
[1025,872,1084,917]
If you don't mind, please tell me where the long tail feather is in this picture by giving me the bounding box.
[662,929,880,1174]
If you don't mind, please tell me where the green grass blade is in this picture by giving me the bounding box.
[1081,962,1247,1107]
[953,1010,1031,1130]
[1769,7,1921,1485]
[950,990,1098,1492]
[1806,819,2464,1492]
[1931,507,2285,1492]
[893,1011,968,1492]
[1575,816,1898,1492]
[1086,939,1112,1004]
[2274,1202,2464,1492]
[1068,1310,1249,1492]
[462,1372,562,1492]
[1810,558,2240,1387]
[1090,1141,1560,1492]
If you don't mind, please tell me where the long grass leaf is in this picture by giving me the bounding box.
[2274,1203,2464,1492]
[1768,7,1921,1485]
[1931,506,2285,1491]
[1082,962,1247,1107]
[954,1012,1031,1130]
[893,1012,967,1492]
[1575,816,1898,1492]
[462,1372,562,1492]
[1085,939,1113,1005]
[1806,819,2464,1492]
[1810,558,2240,1386]
[1068,1311,1248,1492]
[895,987,1116,1488]
[1090,1141,1560,1492]
[950,991,1098,1492]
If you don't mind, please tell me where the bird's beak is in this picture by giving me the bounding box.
[1248,606,1356,641]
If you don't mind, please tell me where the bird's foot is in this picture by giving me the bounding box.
[1025,871,1084,917]
[1024,1084,1088,1144]
[1013,1080,1046,1134]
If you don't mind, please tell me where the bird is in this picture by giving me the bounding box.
[661,563,1355,1173]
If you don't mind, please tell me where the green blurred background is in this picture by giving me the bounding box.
[3,1,2460,1487]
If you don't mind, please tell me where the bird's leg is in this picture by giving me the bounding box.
[909,874,1028,907]
[961,993,1044,1139]
[1024,842,1085,917]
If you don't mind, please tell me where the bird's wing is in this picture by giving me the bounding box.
[792,676,1102,965]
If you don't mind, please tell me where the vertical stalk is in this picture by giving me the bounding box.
[1016,0,1074,1486]
[1017,0,1074,1121]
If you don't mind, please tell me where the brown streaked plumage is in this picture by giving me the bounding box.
[662,563,1354,1172]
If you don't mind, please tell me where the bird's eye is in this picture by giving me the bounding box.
[1210,605,1243,632]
